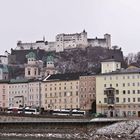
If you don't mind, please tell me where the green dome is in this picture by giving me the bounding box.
[26,52,36,59]
[47,55,54,62]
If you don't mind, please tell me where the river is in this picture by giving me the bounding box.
[0,137,77,140]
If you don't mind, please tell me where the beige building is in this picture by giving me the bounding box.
[0,81,8,110]
[96,60,140,117]
[79,74,96,111]
[41,73,80,111]
[28,80,41,107]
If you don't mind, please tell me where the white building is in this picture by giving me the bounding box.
[8,79,29,107]
[14,31,112,52]
[16,40,56,52]
[55,30,88,52]
[88,34,111,49]
[101,59,121,74]
[8,79,42,108]
[16,40,48,50]
[28,81,41,107]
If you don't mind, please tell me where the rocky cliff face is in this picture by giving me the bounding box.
[10,46,125,76]
[54,47,125,73]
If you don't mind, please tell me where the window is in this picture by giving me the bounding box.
[64,92,66,96]
[104,90,107,95]
[123,90,126,94]
[133,90,135,94]
[133,98,135,102]
[34,70,37,75]
[116,90,119,94]
[104,84,106,87]
[116,97,119,103]
[50,93,52,97]
[138,90,140,94]
[123,98,126,102]
[138,98,140,102]
[123,83,125,87]
[55,99,57,103]
[133,83,135,86]
[128,90,130,94]
[116,84,118,87]
[28,70,30,75]
[59,92,61,97]
[128,83,130,86]
[128,98,130,102]
[76,91,78,96]
[104,98,107,103]
[132,76,135,79]
[59,99,61,103]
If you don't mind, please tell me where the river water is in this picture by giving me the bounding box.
[0,136,82,140]
[0,137,72,140]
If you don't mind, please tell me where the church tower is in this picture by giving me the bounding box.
[25,52,39,79]
[44,55,57,76]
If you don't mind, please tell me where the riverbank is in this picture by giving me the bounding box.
[0,115,139,139]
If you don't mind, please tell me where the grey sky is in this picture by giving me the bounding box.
[0,0,140,55]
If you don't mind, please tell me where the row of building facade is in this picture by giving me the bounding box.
[0,73,96,113]
[0,58,140,117]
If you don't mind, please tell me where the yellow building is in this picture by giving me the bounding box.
[96,60,140,117]
[41,73,80,110]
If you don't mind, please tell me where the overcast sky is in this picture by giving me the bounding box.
[0,0,140,55]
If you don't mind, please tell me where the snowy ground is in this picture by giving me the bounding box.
[94,120,140,139]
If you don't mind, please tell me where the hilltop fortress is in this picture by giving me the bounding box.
[15,30,111,52]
